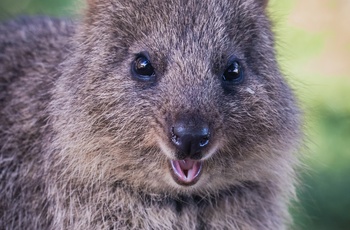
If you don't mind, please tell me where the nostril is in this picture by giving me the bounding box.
[199,136,209,147]
[170,116,211,158]
[171,127,180,145]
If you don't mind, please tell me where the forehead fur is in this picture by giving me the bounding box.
[85,0,269,46]
[81,0,275,82]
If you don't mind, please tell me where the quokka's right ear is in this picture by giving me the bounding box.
[87,0,95,5]
[85,0,101,21]
[86,0,98,9]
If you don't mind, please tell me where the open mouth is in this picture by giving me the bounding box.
[169,159,203,186]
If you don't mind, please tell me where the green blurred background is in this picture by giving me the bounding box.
[1,0,349,229]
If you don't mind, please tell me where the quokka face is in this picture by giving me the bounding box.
[60,0,299,196]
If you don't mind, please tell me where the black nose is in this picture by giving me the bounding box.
[171,116,210,159]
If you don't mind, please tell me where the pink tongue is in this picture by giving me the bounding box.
[179,159,195,170]
[171,159,202,183]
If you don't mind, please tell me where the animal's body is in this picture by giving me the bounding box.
[0,0,301,229]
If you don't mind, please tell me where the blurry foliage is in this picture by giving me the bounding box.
[1,0,350,229]
[269,0,350,229]
[0,0,77,20]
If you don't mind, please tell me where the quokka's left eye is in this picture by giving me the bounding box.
[222,60,244,84]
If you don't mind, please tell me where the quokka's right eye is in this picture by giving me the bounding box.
[131,54,156,82]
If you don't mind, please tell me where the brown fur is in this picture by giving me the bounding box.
[0,0,301,229]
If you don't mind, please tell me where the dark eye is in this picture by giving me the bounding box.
[131,54,156,81]
[222,61,243,84]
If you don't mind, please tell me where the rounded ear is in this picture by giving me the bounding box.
[87,0,96,7]
[246,0,269,10]
[257,0,269,9]
[85,0,100,17]
[262,0,269,9]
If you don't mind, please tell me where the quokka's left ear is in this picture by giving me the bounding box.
[257,0,269,9]
[242,0,269,11]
